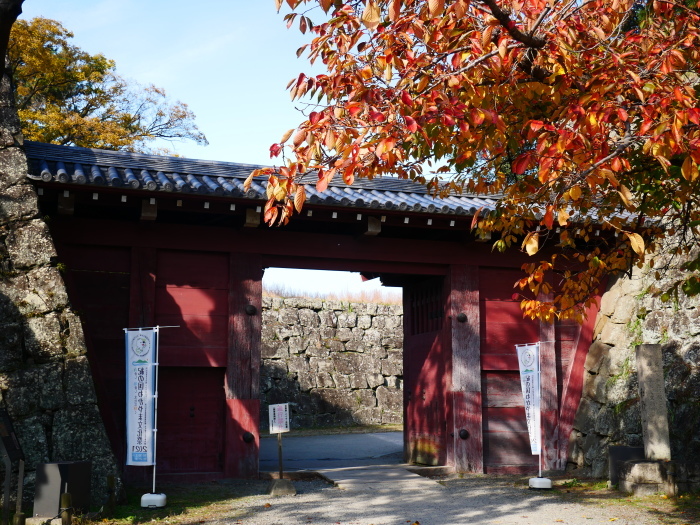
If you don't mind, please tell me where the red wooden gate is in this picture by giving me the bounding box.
[403,276,449,465]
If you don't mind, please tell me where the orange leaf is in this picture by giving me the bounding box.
[279,128,294,144]
[294,185,306,213]
[389,0,401,21]
[292,128,306,147]
[428,0,445,17]
[319,0,333,12]
[470,207,483,230]
[542,205,554,229]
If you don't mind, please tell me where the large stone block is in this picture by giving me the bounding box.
[0,322,23,371]
[332,353,381,375]
[61,310,87,356]
[337,311,357,328]
[5,220,57,268]
[262,339,289,359]
[298,308,320,327]
[52,405,113,460]
[39,362,65,410]
[573,398,602,434]
[278,308,300,325]
[585,341,612,373]
[14,415,50,467]
[357,314,372,329]
[636,344,672,460]
[618,459,678,496]
[353,407,382,425]
[376,386,403,412]
[317,309,337,327]
[0,148,30,193]
[0,183,38,223]
[24,313,63,360]
[349,373,368,389]
[65,357,98,405]
[367,373,384,389]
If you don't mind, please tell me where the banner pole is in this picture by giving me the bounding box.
[152,326,160,495]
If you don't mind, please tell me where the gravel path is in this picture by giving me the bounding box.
[214,476,671,525]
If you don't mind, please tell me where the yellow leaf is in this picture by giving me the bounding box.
[569,185,582,201]
[522,231,539,256]
[498,39,507,60]
[361,0,381,30]
[625,232,645,258]
[681,156,699,181]
[618,184,635,209]
[557,208,569,227]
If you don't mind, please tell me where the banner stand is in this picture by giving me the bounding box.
[515,342,552,490]
[124,326,179,508]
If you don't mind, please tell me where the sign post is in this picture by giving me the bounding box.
[125,326,178,508]
[267,403,295,496]
[516,342,552,489]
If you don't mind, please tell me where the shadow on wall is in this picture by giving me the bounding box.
[258,298,404,430]
[0,289,116,509]
[260,362,403,429]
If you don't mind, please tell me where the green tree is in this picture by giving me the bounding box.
[8,17,208,152]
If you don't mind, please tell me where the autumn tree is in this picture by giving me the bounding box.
[249,0,700,321]
[8,17,208,152]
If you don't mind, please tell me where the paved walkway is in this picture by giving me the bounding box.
[259,431,445,491]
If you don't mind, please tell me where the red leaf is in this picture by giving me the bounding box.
[529,120,545,132]
[401,91,413,106]
[512,152,532,175]
[405,116,418,133]
[269,143,282,158]
[309,111,322,125]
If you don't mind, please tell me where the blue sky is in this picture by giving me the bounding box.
[20,1,313,166]
[19,1,401,299]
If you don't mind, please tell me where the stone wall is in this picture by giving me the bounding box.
[0,68,117,506]
[260,297,404,430]
[569,262,700,478]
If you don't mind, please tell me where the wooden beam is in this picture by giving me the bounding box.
[129,248,157,328]
[141,198,157,221]
[244,209,260,228]
[224,399,259,478]
[365,216,381,236]
[449,265,483,473]
[58,192,75,215]
[226,253,262,399]
[539,293,558,471]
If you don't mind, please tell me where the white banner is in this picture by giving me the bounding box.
[516,342,541,455]
[125,329,157,466]
[269,403,290,434]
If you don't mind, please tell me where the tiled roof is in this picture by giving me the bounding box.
[24,141,499,216]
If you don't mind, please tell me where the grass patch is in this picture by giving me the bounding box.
[97,480,273,525]
[551,477,700,525]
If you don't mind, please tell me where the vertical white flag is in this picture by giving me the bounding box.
[516,343,541,455]
[125,329,157,466]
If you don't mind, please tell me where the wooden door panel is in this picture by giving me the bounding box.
[157,367,225,473]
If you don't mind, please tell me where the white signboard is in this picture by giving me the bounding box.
[125,329,157,465]
[269,403,290,434]
[516,342,541,455]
